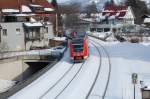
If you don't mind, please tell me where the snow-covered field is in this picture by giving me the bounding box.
[90,37,150,99]
[7,36,150,99]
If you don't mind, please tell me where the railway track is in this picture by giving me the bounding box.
[39,63,75,99]
[41,39,110,99]
[41,42,102,99]
[53,42,102,99]
[9,37,111,99]
[89,38,112,99]
[85,41,102,99]
[40,60,86,99]
[54,61,86,99]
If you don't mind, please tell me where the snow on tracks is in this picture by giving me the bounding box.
[9,49,74,99]
[88,37,112,99]
[53,42,102,99]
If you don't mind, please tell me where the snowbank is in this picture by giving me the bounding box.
[52,37,67,42]
[0,46,66,59]
[0,79,16,93]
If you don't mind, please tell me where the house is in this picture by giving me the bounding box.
[142,15,150,26]
[0,0,57,52]
[80,4,135,26]
[101,4,135,25]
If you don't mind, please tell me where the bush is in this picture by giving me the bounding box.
[130,38,139,43]
[115,35,126,42]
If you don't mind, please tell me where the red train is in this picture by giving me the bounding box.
[69,32,89,62]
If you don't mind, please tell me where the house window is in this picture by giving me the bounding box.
[46,27,48,33]
[90,28,96,32]
[97,28,103,32]
[25,28,40,40]
[16,28,21,35]
[104,28,110,32]
[16,28,20,32]
[3,29,7,36]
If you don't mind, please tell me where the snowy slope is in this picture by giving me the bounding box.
[9,49,73,99]
[90,37,150,99]
[9,36,150,99]
[9,42,102,99]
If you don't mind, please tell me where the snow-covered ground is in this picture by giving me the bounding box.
[9,42,102,99]
[90,37,150,99]
[0,79,16,93]
[9,49,73,99]
[7,36,150,99]
[87,31,113,40]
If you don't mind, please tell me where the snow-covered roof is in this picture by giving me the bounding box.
[52,37,67,41]
[100,16,106,19]
[7,13,35,17]
[81,18,93,22]
[29,4,43,7]
[103,10,114,12]
[44,8,54,12]
[108,16,115,19]
[118,10,127,12]
[2,9,19,13]
[24,22,43,27]
[21,5,32,13]
[144,18,150,23]
[30,17,37,22]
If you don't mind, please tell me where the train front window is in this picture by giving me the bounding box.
[72,44,83,52]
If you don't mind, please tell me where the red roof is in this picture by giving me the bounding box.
[109,12,117,16]
[0,0,54,9]
[32,0,54,8]
[117,11,126,17]
[104,4,127,11]
[102,4,127,19]
[0,0,19,9]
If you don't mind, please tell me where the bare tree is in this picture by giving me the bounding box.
[58,3,82,28]
[84,2,98,18]
[125,0,148,24]
[59,3,81,14]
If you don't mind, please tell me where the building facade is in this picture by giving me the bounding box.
[0,0,56,52]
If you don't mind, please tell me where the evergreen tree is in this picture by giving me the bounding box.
[125,0,148,24]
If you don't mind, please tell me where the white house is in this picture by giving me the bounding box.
[80,4,135,26]
[0,2,56,52]
[101,5,135,25]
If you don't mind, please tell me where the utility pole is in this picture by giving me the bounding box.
[56,13,58,37]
